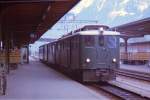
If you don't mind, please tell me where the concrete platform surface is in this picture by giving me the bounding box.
[109,76,150,98]
[120,64,150,74]
[0,58,110,100]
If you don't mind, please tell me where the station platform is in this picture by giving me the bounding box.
[0,58,110,100]
[120,64,150,73]
[110,75,150,98]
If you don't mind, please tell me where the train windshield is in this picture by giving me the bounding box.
[106,36,117,48]
[84,36,94,47]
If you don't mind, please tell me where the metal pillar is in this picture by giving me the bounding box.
[0,23,2,50]
[124,38,128,54]
[5,35,10,74]
[27,45,29,64]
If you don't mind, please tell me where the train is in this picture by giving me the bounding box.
[120,41,150,64]
[39,25,120,82]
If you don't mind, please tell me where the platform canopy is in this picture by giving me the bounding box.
[0,0,80,47]
[110,17,150,38]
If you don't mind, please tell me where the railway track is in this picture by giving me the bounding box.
[94,84,148,100]
[114,69,150,81]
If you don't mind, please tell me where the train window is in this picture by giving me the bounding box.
[72,37,77,49]
[84,36,94,46]
[99,35,104,46]
[106,36,117,48]
[75,37,79,48]
[74,38,76,49]
[63,42,65,50]
[63,43,64,50]
[62,42,64,50]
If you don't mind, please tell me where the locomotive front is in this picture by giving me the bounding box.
[80,29,120,82]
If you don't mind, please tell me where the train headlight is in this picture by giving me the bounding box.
[112,58,117,63]
[86,58,91,63]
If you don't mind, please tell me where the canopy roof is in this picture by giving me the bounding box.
[0,0,79,47]
[110,17,150,38]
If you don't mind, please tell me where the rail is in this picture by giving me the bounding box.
[114,68,150,82]
[94,84,148,100]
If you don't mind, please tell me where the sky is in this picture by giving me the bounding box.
[30,0,150,53]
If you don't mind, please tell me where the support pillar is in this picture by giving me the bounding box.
[123,37,129,64]
[0,23,2,50]
[5,35,10,74]
[124,38,128,54]
[27,45,29,64]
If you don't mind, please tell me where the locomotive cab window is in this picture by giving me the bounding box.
[106,36,117,48]
[84,36,94,47]
[99,35,104,46]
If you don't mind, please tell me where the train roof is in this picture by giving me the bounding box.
[53,30,120,42]
[78,30,120,36]
[44,25,119,45]
[61,25,109,37]
[73,25,109,33]
[39,43,49,48]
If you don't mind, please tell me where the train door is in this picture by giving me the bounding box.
[44,45,48,62]
[64,40,68,67]
[42,46,44,61]
[39,47,43,60]
[67,39,71,68]
[55,43,59,64]
[70,36,80,69]
[53,43,56,64]
[96,35,108,68]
